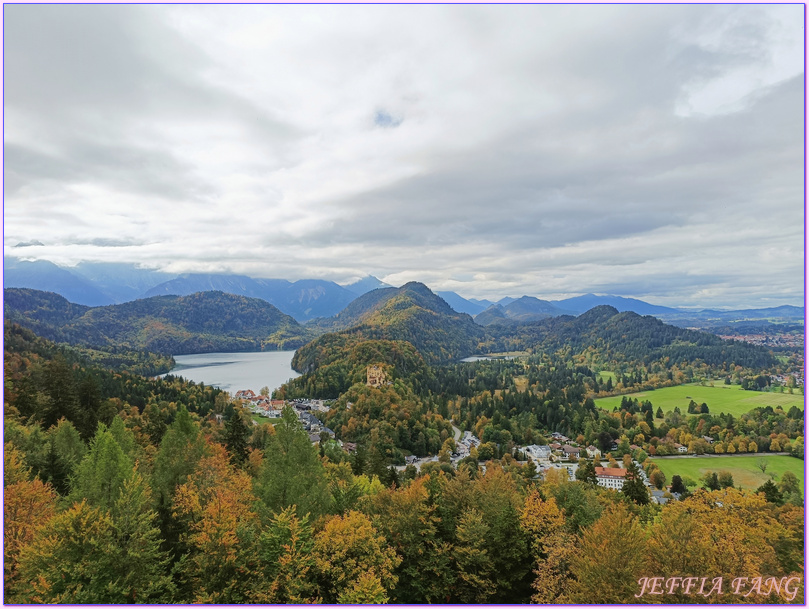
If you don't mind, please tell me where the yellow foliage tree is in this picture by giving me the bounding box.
[4,474,58,597]
[568,502,647,603]
[647,488,793,602]
[520,490,575,602]
[313,510,401,603]
[172,444,260,603]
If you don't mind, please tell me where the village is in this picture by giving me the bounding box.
[233,389,339,446]
[233,364,684,504]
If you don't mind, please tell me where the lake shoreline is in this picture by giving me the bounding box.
[161,351,300,395]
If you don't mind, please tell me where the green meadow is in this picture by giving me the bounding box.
[595,383,804,417]
[597,371,617,383]
[650,454,804,492]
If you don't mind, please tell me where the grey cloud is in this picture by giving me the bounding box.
[311,70,800,253]
[3,5,802,309]
[4,5,298,188]
[4,141,208,200]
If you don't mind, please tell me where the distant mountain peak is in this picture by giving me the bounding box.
[343,275,393,296]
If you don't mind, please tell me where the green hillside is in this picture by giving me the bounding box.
[4,288,316,355]
[299,282,483,366]
[484,305,777,371]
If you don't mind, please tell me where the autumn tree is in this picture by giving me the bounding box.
[172,445,260,603]
[650,468,666,489]
[3,443,58,599]
[256,506,320,603]
[520,490,575,602]
[647,488,792,602]
[337,571,389,604]
[365,476,453,602]
[312,510,401,603]
[14,502,122,603]
[568,502,647,603]
[717,470,735,489]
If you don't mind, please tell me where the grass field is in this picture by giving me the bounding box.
[250,413,272,426]
[595,383,804,417]
[650,455,805,492]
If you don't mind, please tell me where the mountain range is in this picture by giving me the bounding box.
[6,283,778,374]
[3,257,803,327]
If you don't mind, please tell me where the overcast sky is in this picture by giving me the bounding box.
[3,4,804,308]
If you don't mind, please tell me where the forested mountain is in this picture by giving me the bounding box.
[474,296,574,325]
[482,305,778,371]
[4,288,316,355]
[473,304,510,326]
[144,274,358,322]
[306,286,401,331]
[6,256,801,325]
[300,282,484,365]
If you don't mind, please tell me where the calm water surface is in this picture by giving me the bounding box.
[167,351,300,395]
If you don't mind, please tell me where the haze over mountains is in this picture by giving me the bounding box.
[3,257,803,328]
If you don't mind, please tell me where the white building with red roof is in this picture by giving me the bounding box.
[595,466,628,490]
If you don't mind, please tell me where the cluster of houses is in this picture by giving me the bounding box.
[523,432,603,465]
[518,432,675,503]
[233,389,334,444]
[770,372,804,387]
[234,389,285,416]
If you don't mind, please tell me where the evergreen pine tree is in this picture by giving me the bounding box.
[224,410,250,465]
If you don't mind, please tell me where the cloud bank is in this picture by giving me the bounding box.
[3,4,804,308]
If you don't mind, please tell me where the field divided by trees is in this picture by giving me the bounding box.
[596,383,804,418]
[651,455,804,492]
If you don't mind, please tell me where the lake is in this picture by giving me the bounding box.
[166,351,300,395]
